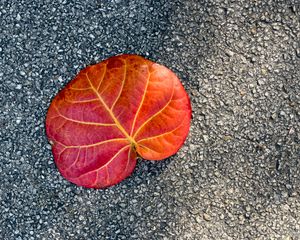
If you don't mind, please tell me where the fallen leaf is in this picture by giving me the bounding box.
[46,54,191,188]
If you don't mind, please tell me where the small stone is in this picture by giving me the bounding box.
[271,112,277,120]
[279,111,286,117]
[203,213,212,221]
[225,49,234,57]
[261,68,268,75]
[16,84,22,90]
[195,216,202,223]
[239,215,245,224]
[223,135,232,141]
[202,135,209,143]
[257,79,264,85]
[190,144,198,151]
[16,14,21,21]
[119,203,126,208]
[145,206,151,213]
[239,90,247,96]
[228,188,234,194]
[250,27,257,34]
[272,24,280,30]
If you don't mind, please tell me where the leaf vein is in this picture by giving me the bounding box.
[85,72,135,144]
[54,105,116,127]
[64,147,81,171]
[54,138,127,148]
[97,63,107,91]
[74,145,130,180]
[132,80,175,139]
[137,116,186,143]
[111,59,127,110]
[64,98,99,104]
[130,65,150,136]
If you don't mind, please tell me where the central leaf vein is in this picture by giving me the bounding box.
[85,73,136,145]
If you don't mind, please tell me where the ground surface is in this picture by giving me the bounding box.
[0,0,299,239]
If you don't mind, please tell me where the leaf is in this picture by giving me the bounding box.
[46,54,191,188]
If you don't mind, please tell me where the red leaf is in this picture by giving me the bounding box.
[46,54,191,188]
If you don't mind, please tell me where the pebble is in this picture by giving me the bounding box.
[145,206,152,213]
[202,135,209,143]
[203,213,212,221]
[195,216,202,223]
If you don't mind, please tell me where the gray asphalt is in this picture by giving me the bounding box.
[0,0,299,239]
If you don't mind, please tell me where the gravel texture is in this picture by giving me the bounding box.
[1,0,300,239]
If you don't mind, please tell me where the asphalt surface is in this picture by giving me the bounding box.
[1,0,299,239]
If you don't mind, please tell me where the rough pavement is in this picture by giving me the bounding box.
[0,0,299,239]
